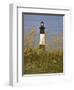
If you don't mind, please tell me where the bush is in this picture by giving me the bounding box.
[24,48,63,74]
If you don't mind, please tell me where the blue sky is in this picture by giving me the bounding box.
[23,13,63,49]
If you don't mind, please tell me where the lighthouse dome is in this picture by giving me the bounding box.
[40,21,44,26]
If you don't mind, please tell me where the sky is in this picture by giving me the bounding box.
[23,13,63,50]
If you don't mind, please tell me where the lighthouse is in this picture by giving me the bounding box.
[39,21,45,50]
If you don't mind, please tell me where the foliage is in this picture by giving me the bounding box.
[24,48,63,74]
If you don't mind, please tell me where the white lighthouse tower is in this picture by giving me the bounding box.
[39,21,45,50]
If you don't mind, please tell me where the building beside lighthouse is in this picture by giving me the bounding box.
[39,21,45,50]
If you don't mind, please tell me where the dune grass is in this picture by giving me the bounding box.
[24,48,63,74]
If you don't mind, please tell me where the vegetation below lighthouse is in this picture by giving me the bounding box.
[24,48,63,74]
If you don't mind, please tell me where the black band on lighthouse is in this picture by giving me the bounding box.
[40,21,45,34]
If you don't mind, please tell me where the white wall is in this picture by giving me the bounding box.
[0,0,74,89]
